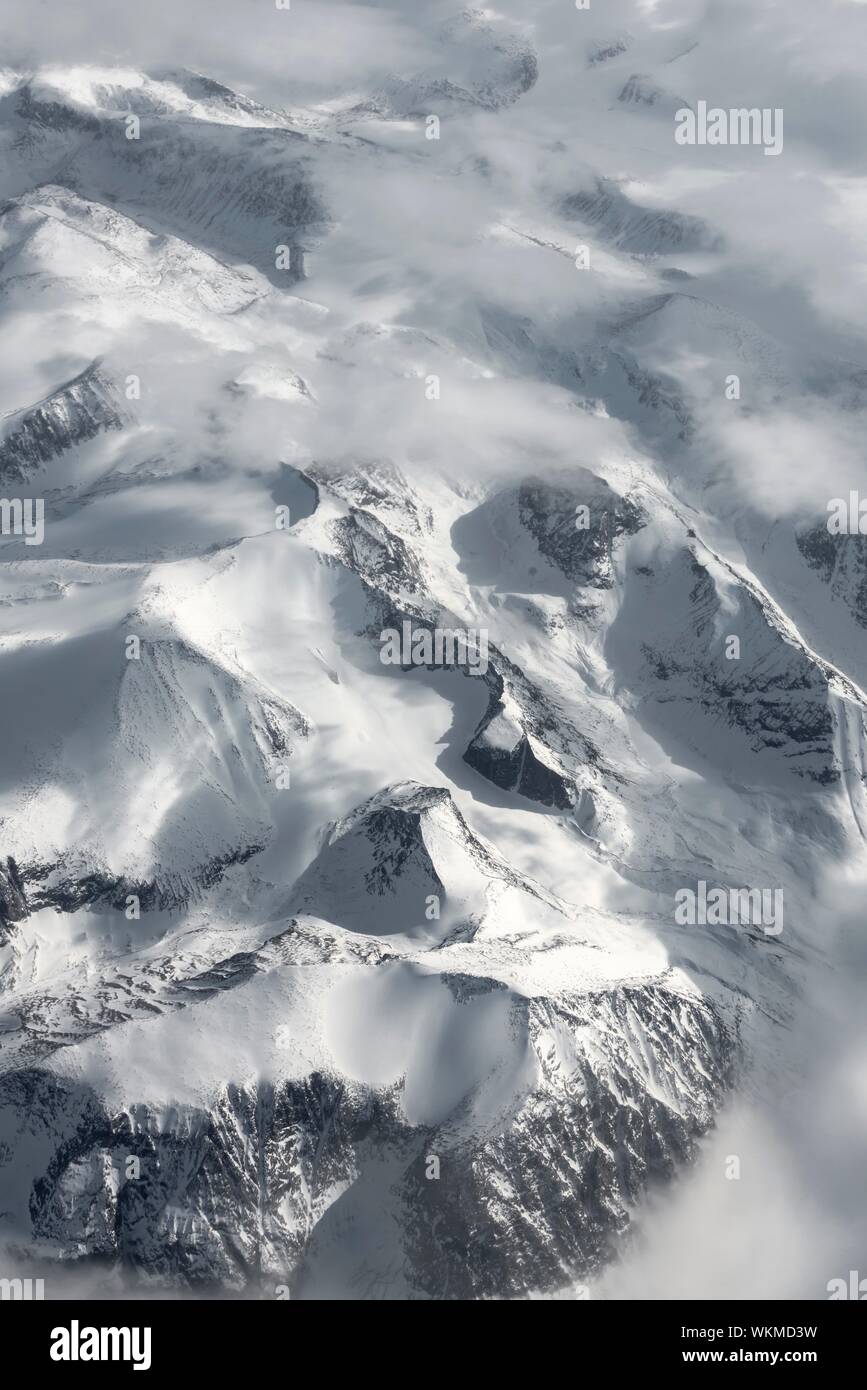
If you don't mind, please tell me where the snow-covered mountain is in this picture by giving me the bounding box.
[0,0,866,1301]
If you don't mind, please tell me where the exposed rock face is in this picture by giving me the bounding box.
[0,440,857,1296]
[5,978,735,1298]
[0,363,126,484]
[0,634,310,938]
[370,10,539,116]
[562,179,720,254]
[0,859,28,935]
[618,74,661,105]
[0,23,862,1306]
[610,541,861,787]
[464,669,583,810]
[798,523,867,629]
[330,507,426,600]
[19,846,266,918]
[9,79,328,284]
[402,986,735,1299]
[589,36,631,67]
[517,474,646,588]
